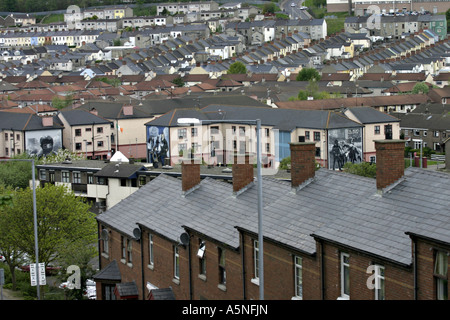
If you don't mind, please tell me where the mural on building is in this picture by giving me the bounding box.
[147,126,169,168]
[328,128,363,171]
[25,129,62,157]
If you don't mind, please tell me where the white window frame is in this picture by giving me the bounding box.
[252,240,260,285]
[374,265,385,300]
[293,256,303,300]
[435,251,448,300]
[340,252,350,300]
[174,246,180,280]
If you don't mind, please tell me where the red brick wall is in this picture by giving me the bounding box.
[98,226,143,299]
[141,229,191,300]
[242,233,321,300]
[290,142,316,188]
[375,140,405,190]
[188,233,244,300]
[181,161,200,192]
[415,238,450,300]
[321,242,415,300]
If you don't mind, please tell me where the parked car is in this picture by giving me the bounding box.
[291,2,296,6]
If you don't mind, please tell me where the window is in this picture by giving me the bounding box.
[305,131,310,140]
[210,126,219,135]
[121,236,126,260]
[174,246,180,280]
[148,233,154,267]
[414,129,420,136]
[435,251,448,300]
[127,238,132,264]
[315,147,320,157]
[265,128,270,137]
[374,265,385,300]
[178,128,187,139]
[87,173,94,184]
[340,253,350,299]
[218,247,226,285]
[434,131,439,137]
[294,256,303,299]
[75,142,82,150]
[374,125,380,135]
[198,240,206,277]
[266,143,270,153]
[72,172,81,184]
[191,127,198,137]
[62,171,70,183]
[5,148,8,156]
[39,169,46,181]
[97,127,103,133]
[75,128,82,136]
[314,131,320,141]
[423,130,427,137]
[231,126,236,134]
[97,141,104,147]
[253,240,260,282]
[139,176,146,186]
[101,227,109,255]
[239,126,246,136]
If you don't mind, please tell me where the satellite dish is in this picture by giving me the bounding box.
[101,229,109,241]
[179,232,190,246]
[133,227,141,240]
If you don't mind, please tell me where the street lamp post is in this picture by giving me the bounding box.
[0,158,39,300]
[177,118,265,300]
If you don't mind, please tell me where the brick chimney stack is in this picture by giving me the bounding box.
[232,153,254,194]
[181,158,201,194]
[289,142,316,189]
[374,140,405,193]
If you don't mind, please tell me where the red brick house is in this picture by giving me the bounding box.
[94,139,449,300]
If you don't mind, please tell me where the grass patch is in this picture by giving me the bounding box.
[37,14,64,24]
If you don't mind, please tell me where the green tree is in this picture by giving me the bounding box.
[52,94,73,110]
[228,61,247,74]
[262,2,276,14]
[0,184,97,298]
[0,153,36,189]
[296,68,321,81]
[412,82,429,94]
[172,76,185,87]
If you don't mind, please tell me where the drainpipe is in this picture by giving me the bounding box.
[188,238,192,300]
[412,236,418,300]
[320,239,325,300]
[240,230,247,300]
[140,227,145,300]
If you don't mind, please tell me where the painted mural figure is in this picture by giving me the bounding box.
[147,126,170,168]
[36,135,58,157]
[331,139,343,171]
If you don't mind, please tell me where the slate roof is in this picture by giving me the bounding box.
[345,106,400,124]
[96,163,450,267]
[146,104,363,132]
[94,163,147,179]
[59,109,112,126]
[0,112,64,131]
[93,260,121,281]
[312,168,450,266]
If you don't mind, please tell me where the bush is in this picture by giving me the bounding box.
[343,162,376,178]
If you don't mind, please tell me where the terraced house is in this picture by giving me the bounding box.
[93,139,450,300]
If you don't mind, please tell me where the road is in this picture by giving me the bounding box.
[280,0,312,20]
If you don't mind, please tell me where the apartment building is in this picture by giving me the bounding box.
[58,109,114,160]
[93,138,450,300]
